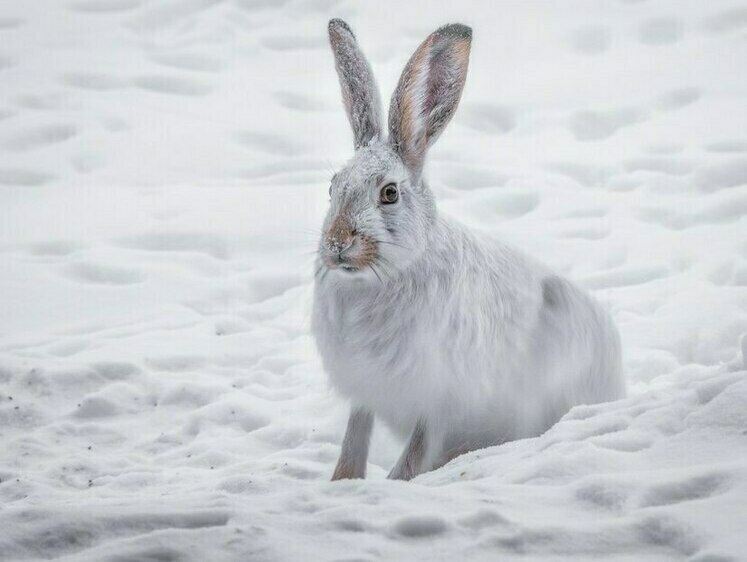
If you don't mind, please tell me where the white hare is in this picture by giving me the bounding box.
[313,19,625,481]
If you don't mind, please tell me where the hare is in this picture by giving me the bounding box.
[313,19,625,481]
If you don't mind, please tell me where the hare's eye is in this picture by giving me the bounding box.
[380,183,398,205]
[328,184,332,197]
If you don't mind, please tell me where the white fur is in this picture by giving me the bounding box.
[314,214,625,472]
[315,21,626,478]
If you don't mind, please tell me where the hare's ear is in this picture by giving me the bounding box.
[388,24,471,180]
[328,19,382,150]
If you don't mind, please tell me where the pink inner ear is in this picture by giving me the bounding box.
[395,32,471,174]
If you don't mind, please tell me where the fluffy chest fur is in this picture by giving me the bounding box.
[312,220,545,437]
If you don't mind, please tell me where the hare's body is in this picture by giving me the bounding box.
[314,213,622,471]
[314,20,625,480]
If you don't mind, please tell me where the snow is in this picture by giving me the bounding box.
[0,0,745,560]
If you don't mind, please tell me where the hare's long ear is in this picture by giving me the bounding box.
[328,19,382,150]
[388,24,472,180]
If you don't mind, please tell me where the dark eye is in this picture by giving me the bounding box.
[328,184,332,197]
[380,183,398,204]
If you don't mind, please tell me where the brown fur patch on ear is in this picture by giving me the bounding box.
[398,34,434,171]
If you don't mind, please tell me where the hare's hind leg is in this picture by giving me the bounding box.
[332,406,374,481]
[388,419,437,481]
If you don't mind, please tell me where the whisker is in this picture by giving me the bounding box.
[377,255,395,271]
[368,263,384,285]
[373,259,394,282]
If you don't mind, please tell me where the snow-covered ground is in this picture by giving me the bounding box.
[1,0,746,560]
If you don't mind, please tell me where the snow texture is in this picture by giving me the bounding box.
[0,1,746,561]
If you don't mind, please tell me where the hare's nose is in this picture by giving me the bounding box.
[328,236,354,256]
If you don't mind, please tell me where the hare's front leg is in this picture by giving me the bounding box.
[388,419,436,481]
[331,406,374,481]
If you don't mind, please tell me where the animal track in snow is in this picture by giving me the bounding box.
[656,87,702,111]
[568,25,611,54]
[694,374,743,405]
[91,361,141,381]
[459,103,516,134]
[689,555,739,562]
[0,168,54,186]
[440,165,507,191]
[273,91,331,112]
[635,514,701,556]
[71,152,106,173]
[1,124,78,152]
[233,131,306,156]
[640,472,730,508]
[623,156,694,176]
[149,52,223,73]
[592,432,653,452]
[116,231,230,259]
[61,72,127,91]
[261,35,326,51]
[74,395,123,418]
[234,0,290,12]
[581,265,669,290]
[26,240,82,256]
[245,271,301,302]
[6,508,229,560]
[185,399,269,434]
[574,479,630,511]
[391,515,449,538]
[705,139,747,154]
[638,192,747,229]
[703,6,747,34]
[557,224,611,240]
[0,17,23,29]
[469,190,539,220]
[457,509,510,531]
[546,162,612,188]
[561,207,608,219]
[132,75,212,96]
[238,159,326,181]
[69,0,143,13]
[694,158,747,191]
[646,142,684,155]
[0,55,15,71]
[569,107,647,141]
[62,262,145,285]
[147,355,206,373]
[128,0,223,33]
[709,262,747,287]
[638,17,684,45]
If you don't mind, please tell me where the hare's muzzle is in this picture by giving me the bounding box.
[322,213,377,272]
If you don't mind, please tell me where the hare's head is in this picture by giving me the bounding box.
[318,19,472,282]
